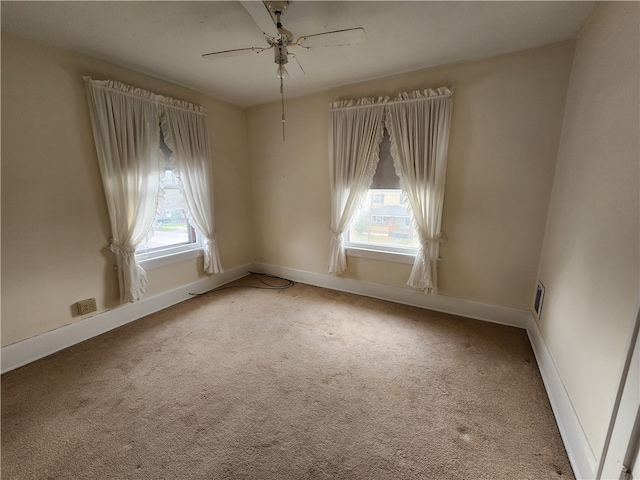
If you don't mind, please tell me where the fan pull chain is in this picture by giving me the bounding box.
[280,74,285,141]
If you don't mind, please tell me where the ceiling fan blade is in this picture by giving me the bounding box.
[240,1,279,38]
[202,46,271,59]
[296,28,365,49]
[285,54,305,78]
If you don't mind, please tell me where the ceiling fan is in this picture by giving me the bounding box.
[203,0,365,140]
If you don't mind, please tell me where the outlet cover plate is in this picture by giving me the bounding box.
[77,298,97,316]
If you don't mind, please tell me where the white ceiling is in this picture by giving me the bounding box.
[1,1,598,107]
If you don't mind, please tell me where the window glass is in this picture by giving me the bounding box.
[347,189,419,250]
[136,169,197,254]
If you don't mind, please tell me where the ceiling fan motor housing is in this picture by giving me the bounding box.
[267,23,292,66]
[277,26,293,44]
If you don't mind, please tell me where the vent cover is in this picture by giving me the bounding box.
[533,281,545,319]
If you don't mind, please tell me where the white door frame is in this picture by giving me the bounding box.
[597,298,640,480]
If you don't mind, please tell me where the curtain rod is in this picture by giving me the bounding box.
[331,92,452,112]
[84,78,207,116]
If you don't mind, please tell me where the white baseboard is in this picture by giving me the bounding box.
[1,263,252,374]
[252,263,530,329]
[526,313,597,479]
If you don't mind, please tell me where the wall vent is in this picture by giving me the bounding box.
[533,281,545,319]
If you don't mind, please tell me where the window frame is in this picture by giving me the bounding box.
[137,238,203,270]
[345,244,417,265]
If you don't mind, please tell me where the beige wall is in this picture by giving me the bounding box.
[536,2,640,457]
[1,32,254,346]
[247,40,576,310]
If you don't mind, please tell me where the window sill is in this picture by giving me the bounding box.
[345,246,416,265]
[137,246,203,270]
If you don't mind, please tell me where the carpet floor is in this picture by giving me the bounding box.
[2,277,574,479]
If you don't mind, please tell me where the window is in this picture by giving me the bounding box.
[346,129,419,258]
[85,77,222,303]
[327,88,451,291]
[135,131,202,268]
[135,169,199,254]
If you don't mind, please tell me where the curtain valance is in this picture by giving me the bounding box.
[83,77,207,115]
[330,87,452,112]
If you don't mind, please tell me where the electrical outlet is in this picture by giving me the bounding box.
[77,298,97,315]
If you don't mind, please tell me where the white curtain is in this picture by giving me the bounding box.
[328,98,387,274]
[386,88,452,294]
[161,107,223,274]
[84,78,161,303]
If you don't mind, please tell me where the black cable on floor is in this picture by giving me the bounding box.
[188,271,294,296]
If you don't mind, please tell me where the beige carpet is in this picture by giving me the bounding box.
[2,276,574,479]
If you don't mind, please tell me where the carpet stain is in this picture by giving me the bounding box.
[456,426,473,442]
